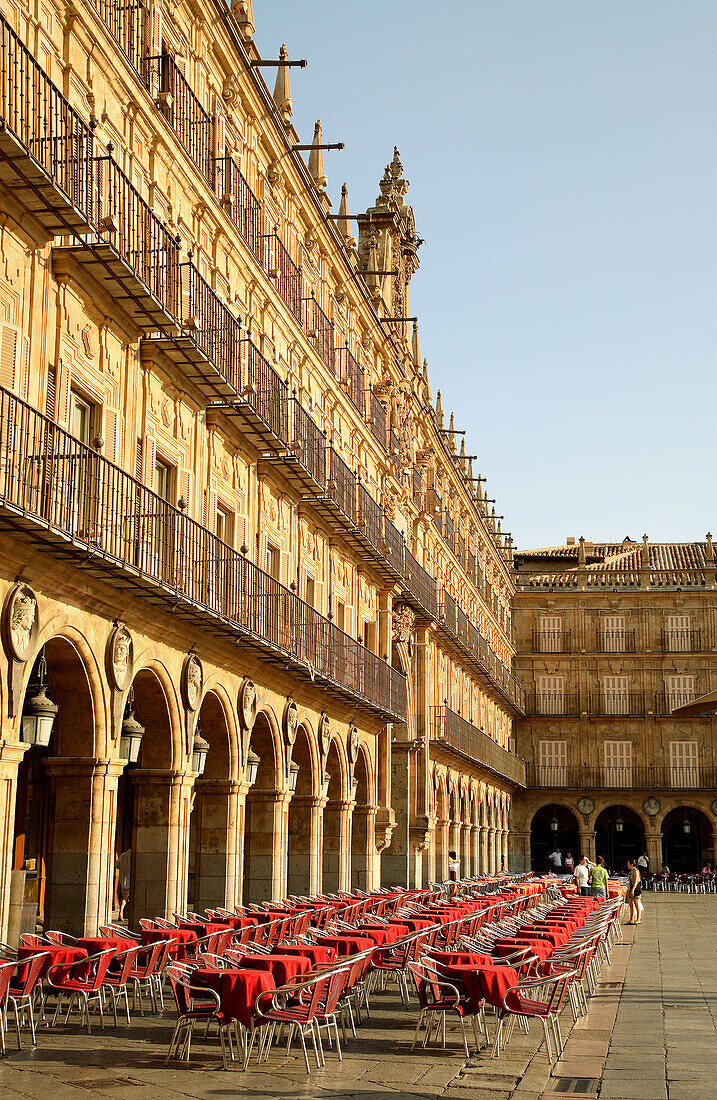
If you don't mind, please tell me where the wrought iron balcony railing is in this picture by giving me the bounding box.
[660,628,703,653]
[326,445,357,525]
[169,262,242,397]
[0,12,96,234]
[431,706,526,787]
[438,592,525,714]
[524,693,581,717]
[653,691,700,716]
[596,628,636,653]
[0,386,406,721]
[303,294,335,375]
[89,0,145,70]
[144,52,214,183]
[531,629,571,653]
[215,155,262,261]
[263,227,302,323]
[403,548,438,620]
[337,346,366,416]
[367,389,387,452]
[589,692,646,717]
[525,764,716,790]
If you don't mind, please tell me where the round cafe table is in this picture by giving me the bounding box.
[76,936,136,955]
[192,967,274,1029]
[275,944,336,967]
[140,927,197,960]
[17,944,87,979]
[440,961,519,1010]
[317,934,375,957]
[231,953,311,988]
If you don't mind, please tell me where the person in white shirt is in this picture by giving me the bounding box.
[548,848,562,871]
[637,852,649,874]
[574,856,590,896]
[447,850,461,883]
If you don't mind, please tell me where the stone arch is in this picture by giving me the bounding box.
[287,722,320,896]
[323,733,349,892]
[530,802,580,873]
[661,805,713,872]
[594,804,646,874]
[14,632,100,933]
[243,708,284,903]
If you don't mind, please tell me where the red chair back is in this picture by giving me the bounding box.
[0,960,15,1009]
[11,951,48,997]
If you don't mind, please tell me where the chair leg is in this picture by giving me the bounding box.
[459,1016,470,1059]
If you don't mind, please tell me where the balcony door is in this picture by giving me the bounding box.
[602,675,628,715]
[539,614,562,653]
[539,739,567,786]
[665,674,694,713]
[66,391,97,539]
[603,740,632,788]
[669,741,699,789]
[665,614,690,652]
[537,675,564,715]
[602,614,625,652]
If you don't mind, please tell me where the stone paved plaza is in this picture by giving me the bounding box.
[0,894,713,1100]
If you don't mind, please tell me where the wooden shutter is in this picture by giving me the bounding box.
[602,614,625,652]
[602,674,628,715]
[0,325,28,396]
[539,740,566,785]
[204,488,218,530]
[103,408,124,466]
[135,438,143,481]
[604,741,631,787]
[177,468,193,514]
[669,741,699,788]
[666,614,690,652]
[45,366,57,419]
[143,437,156,488]
[57,359,72,426]
[538,614,561,653]
[666,674,694,710]
[537,675,563,715]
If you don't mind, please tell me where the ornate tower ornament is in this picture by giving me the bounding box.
[106,623,135,741]
[272,44,292,123]
[283,697,299,747]
[238,677,258,731]
[2,582,39,716]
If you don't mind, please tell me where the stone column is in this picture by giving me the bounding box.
[0,741,28,941]
[287,794,321,896]
[461,823,471,877]
[509,829,531,873]
[579,829,597,863]
[478,826,488,874]
[488,828,497,874]
[192,779,241,912]
[351,804,373,891]
[645,831,663,871]
[131,769,194,923]
[470,825,480,876]
[500,829,509,873]
[244,787,286,903]
[337,799,352,891]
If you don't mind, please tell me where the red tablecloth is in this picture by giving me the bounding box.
[317,934,375,956]
[231,953,311,988]
[212,915,259,930]
[427,950,493,967]
[388,918,435,932]
[442,961,519,1010]
[76,936,136,955]
[275,944,336,967]
[17,944,87,979]
[140,927,197,960]
[355,925,402,945]
[493,938,552,961]
[179,921,232,937]
[193,967,274,1029]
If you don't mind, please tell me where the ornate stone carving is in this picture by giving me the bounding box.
[182,654,203,712]
[644,797,661,817]
[106,624,134,693]
[392,603,415,646]
[3,583,38,664]
[238,677,257,731]
[374,806,395,852]
[348,723,359,766]
[318,711,331,757]
[283,697,298,746]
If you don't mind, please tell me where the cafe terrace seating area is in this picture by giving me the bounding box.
[0,876,625,1074]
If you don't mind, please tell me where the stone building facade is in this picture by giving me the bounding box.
[0,0,524,937]
[511,537,717,874]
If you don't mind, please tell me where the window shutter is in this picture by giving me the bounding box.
[538,615,561,652]
[666,674,694,709]
[143,437,156,488]
[103,408,124,466]
[604,741,632,787]
[666,614,690,652]
[236,513,248,553]
[45,366,57,419]
[135,438,143,482]
[602,674,628,715]
[314,580,324,615]
[602,614,625,652]
[204,488,218,530]
[669,741,699,788]
[177,468,193,514]
[0,325,25,395]
[537,675,564,715]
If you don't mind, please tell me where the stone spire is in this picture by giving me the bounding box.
[467,456,475,493]
[642,533,650,567]
[411,320,421,370]
[459,437,467,471]
[421,358,431,404]
[578,535,586,565]
[447,411,457,453]
[308,120,328,190]
[232,0,254,41]
[707,532,714,563]
[435,389,444,429]
[337,182,355,248]
[273,44,293,123]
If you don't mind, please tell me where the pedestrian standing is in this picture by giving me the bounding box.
[574,855,590,897]
[117,848,131,921]
[564,851,575,875]
[447,850,460,883]
[547,847,562,873]
[589,856,609,900]
[626,858,643,924]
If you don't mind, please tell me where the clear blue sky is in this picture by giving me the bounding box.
[254,2,717,551]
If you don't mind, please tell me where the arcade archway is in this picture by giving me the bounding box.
[287,725,317,896]
[595,805,645,874]
[662,807,711,872]
[530,804,579,872]
[243,712,280,903]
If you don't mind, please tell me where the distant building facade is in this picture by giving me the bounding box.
[0,0,523,937]
[511,537,717,874]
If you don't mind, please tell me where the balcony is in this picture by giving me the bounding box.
[261,397,326,495]
[262,228,302,323]
[0,386,406,721]
[525,764,717,791]
[660,628,703,653]
[438,592,526,714]
[531,629,571,653]
[308,444,358,533]
[88,0,145,70]
[383,514,406,578]
[431,706,526,787]
[596,629,636,653]
[525,693,581,717]
[303,294,335,375]
[215,155,262,261]
[142,263,240,401]
[337,346,366,416]
[402,548,438,620]
[53,154,179,331]
[589,692,646,717]
[208,338,289,452]
[0,14,96,236]
[654,691,704,717]
[144,53,214,183]
[367,389,387,452]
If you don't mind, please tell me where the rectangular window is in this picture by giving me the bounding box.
[665,674,695,712]
[602,675,629,715]
[539,740,567,786]
[216,505,233,547]
[537,675,564,715]
[70,391,93,446]
[265,542,280,581]
[153,458,171,501]
[335,600,345,633]
[665,614,690,652]
[602,614,626,652]
[669,741,699,788]
[538,614,562,653]
[304,575,315,608]
[604,740,632,787]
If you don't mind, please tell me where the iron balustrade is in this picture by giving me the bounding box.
[179,263,241,392]
[357,482,382,553]
[437,590,524,710]
[431,706,526,787]
[588,692,646,717]
[144,53,213,182]
[525,693,581,717]
[525,764,716,790]
[443,512,456,557]
[441,590,459,636]
[290,398,326,488]
[517,568,709,590]
[338,346,366,415]
[93,153,179,320]
[403,548,438,619]
[383,514,405,574]
[245,339,289,443]
[596,628,636,653]
[262,228,302,323]
[425,487,442,520]
[0,12,95,224]
[88,0,145,70]
[303,294,335,374]
[0,386,406,720]
[326,445,357,524]
[660,628,703,653]
[215,155,262,260]
[367,389,387,451]
[532,629,571,653]
[653,691,700,716]
[467,550,476,583]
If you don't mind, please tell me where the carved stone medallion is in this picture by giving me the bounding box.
[284,698,298,747]
[319,711,331,756]
[392,603,415,646]
[577,796,594,817]
[2,583,38,664]
[106,623,134,693]
[182,654,203,712]
[238,677,257,731]
[644,797,661,817]
[348,724,359,765]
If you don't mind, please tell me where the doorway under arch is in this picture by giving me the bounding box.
[188,691,233,912]
[530,804,579,872]
[287,725,317,896]
[594,805,645,874]
[243,712,280,903]
[662,807,711,872]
